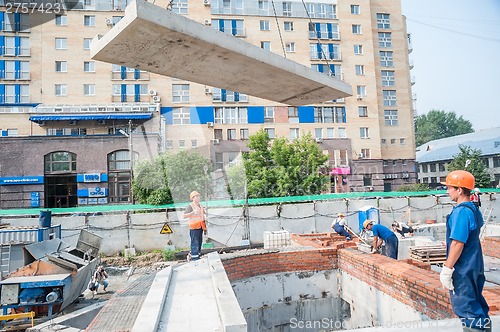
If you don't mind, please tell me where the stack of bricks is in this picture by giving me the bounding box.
[482,236,500,259]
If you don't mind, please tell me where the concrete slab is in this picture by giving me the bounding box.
[90,0,352,106]
[157,258,224,332]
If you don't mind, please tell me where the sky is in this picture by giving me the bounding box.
[400,0,500,131]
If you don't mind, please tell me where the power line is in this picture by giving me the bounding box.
[406,18,500,43]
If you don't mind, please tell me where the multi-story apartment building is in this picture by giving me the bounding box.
[0,0,416,208]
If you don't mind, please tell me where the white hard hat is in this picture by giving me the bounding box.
[474,188,480,193]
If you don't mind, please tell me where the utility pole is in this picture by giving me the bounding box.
[128,120,135,204]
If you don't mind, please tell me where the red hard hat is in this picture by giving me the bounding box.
[440,170,474,190]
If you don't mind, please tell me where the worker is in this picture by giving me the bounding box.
[470,188,481,208]
[331,213,352,240]
[183,190,207,261]
[363,220,398,259]
[391,221,414,238]
[91,266,109,295]
[440,170,491,332]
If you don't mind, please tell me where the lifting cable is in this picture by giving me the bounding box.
[270,0,287,58]
[300,0,334,76]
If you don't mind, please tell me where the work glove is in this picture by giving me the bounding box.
[440,266,455,291]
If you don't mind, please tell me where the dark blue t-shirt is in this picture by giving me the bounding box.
[372,224,395,241]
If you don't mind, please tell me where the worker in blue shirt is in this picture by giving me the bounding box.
[363,220,398,259]
[440,170,491,332]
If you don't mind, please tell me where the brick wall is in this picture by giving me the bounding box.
[221,233,500,320]
[482,236,500,259]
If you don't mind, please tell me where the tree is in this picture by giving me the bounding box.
[132,151,211,205]
[447,145,491,188]
[415,110,473,147]
[243,130,329,198]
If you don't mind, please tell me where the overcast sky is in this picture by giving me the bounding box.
[401,0,500,131]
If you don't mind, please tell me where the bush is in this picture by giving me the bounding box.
[162,249,176,261]
[397,183,430,192]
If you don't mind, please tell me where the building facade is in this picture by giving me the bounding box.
[0,0,416,208]
[416,128,500,188]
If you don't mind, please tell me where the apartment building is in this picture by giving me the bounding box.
[0,0,416,208]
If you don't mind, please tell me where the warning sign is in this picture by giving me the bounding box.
[160,222,173,234]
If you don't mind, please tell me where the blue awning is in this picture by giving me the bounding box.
[29,113,153,123]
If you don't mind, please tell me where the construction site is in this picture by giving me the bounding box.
[0,188,497,331]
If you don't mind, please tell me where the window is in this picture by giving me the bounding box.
[55,15,67,26]
[6,129,18,137]
[258,0,269,12]
[363,175,372,186]
[55,84,67,96]
[265,128,275,138]
[383,160,388,167]
[390,138,396,144]
[260,20,270,31]
[261,41,271,51]
[45,151,77,173]
[284,21,294,31]
[377,13,390,29]
[422,164,428,173]
[83,84,95,95]
[326,128,334,138]
[55,38,67,50]
[380,51,393,67]
[84,61,95,72]
[384,110,398,126]
[83,38,92,50]
[354,44,363,54]
[172,84,190,103]
[311,64,341,77]
[212,19,245,36]
[306,3,336,18]
[308,22,339,39]
[383,90,397,106]
[240,128,249,139]
[215,153,223,170]
[393,160,397,167]
[282,2,292,16]
[179,140,186,148]
[288,107,298,123]
[172,107,191,125]
[4,85,15,103]
[290,128,299,139]
[227,129,236,140]
[439,163,446,172]
[212,88,247,102]
[84,0,96,9]
[3,61,14,79]
[361,149,370,159]
[358,106,368,117]
[494,156,500,168]
[338,127,346,138]
[310,43,340,60]
[172,0,188,14]
[400,138,405,145]
[381,138,387,145]
[378,32,392,48]
[355,65,364,75]
[350,4,359,14]
[315,128,322,138]
[285,42,295,52]
[264,107,274,123]
[402,159,406,166]
[352,24,361,34]
[214,129,223,139]
[191,140,197,148]
[19,62,30,79]
[357,85,366,97]
[84,15,95,27]
[314,107,346,123]
[166,140,173,149]
[214,107,247,124]
[360,127,369,138]
[430,164,436,172]
[111,16,123,25]
[381,70,395,86]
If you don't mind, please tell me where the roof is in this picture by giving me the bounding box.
[416,128,500,163]
[29,113,153,123]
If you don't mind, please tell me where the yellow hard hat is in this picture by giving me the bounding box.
[189,191,200,200]
[338,212,345,217]
[363,220,373,229]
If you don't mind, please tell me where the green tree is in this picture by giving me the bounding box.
[226,160,246,200]
[447,145,491,188]
[396,183,430,192]
[132,151,211,205]
[415,110,473,147]
[243,130,329,198]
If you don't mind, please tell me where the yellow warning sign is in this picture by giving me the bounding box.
[160,222,173,234]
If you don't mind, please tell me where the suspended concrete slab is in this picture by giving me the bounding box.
[90,0,352,106]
